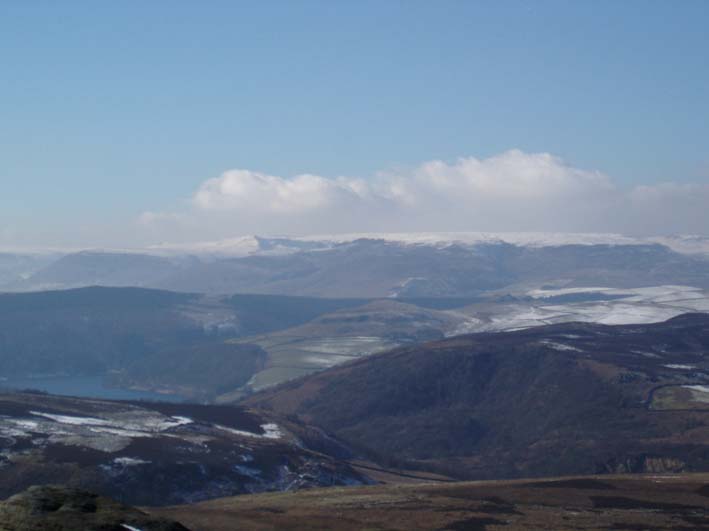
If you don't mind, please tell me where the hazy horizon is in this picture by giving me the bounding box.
[2,1,708,247]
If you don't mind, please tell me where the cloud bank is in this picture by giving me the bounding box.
[140,150,709,241]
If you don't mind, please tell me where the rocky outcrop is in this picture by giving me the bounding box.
[0,485,188,531]
[598,455,687,474]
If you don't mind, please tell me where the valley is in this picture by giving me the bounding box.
[6,2,709,527]
[4,282,709,402]
[1,235,709,529]
[0,287,369,401]
[4,312,709,515]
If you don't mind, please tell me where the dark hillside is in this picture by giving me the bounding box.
[224,293,369,335]
[247,314,709,479]
[0,287,201,376]
[118,342,268,400]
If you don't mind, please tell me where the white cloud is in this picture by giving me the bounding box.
[193,170,369,213]
[139,150,709,241]
[409,150,613,199]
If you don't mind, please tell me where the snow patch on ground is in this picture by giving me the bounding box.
[28,411,193,438]
[8,419,40,430]
[446,316,484,336]
[595,305,682,325]
[216,422,283,440]
[527,285,703,303]
[634,350,661,358]
[684,385,709,392]
[304,355,345,367]
[462,285,709,333]
[114,457,151,466]
[163,416,193,429]
[540,340,583,352]
[528,287,615,298]
[664,364,696,370]
[260,423,282,439]
[87,426,153,438]
[30,412,105,426]
[684,385,709,403]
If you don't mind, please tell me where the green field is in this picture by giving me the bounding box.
[229,334,400,393]
[651,385,709,410]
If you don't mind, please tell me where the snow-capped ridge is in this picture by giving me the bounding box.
[143,232,709,257]
[3,232,709,259]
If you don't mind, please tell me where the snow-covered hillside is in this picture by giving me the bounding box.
[144,232,709,258]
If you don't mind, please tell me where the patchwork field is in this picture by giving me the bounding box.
[236,335,399,392]
[651,384,709,410]
[456,285,709,331]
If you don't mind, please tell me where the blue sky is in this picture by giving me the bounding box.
[1,1,708,246]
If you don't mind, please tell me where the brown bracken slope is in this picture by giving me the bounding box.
[151,473,709,531]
